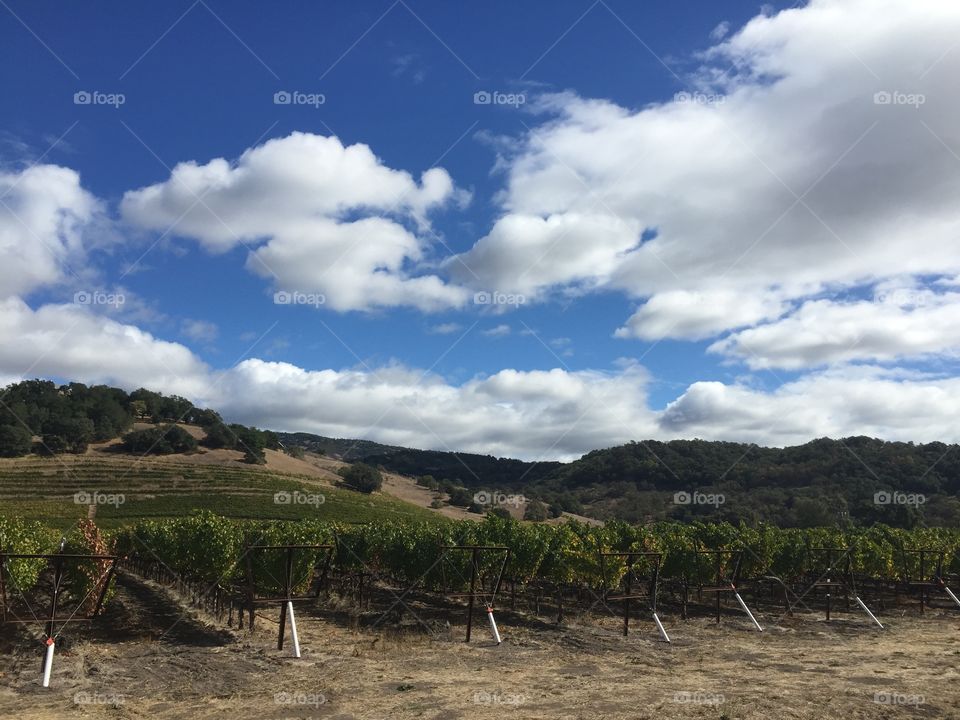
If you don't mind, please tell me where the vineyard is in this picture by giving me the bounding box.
[5,513,960,633]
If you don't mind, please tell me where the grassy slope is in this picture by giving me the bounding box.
[0,452,441,530]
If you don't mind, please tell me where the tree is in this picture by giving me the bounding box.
[0,425,32,457]
[337,463,383,493]
[523,499,549,521]
[447,487,473,507]
[130,400,148,419]
[43,416,94,453]
[202,422,237,449]
[39,434,69,455]
[243,447,267,465]
[122,425,198,455]
[283,445,305,460]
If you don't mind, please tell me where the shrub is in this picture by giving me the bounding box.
[447,487,473,507]
[337,463,383,494]
[523,499,549,522]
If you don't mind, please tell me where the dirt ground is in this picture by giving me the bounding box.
[2,572,958,720]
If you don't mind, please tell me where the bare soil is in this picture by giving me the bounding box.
[2,572,958,720]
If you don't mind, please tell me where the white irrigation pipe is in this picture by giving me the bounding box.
[734,591,764,632]
[41,637,54,687]
[486,607,502,645]
[286,601,301,658]
[854,596,884,629]
[944,586,960,609]
[652,612,671,643]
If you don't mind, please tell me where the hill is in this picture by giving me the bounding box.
[527,437,960,527]
[275,431,403,460]
[4,379,959,528]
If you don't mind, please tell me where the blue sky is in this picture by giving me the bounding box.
[4,0,792,407]
[3,1,960,459]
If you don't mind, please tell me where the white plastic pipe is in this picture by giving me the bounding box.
[734,592,764,632]
[652,612,671,643]
[486,607,502,644]
[41,638,54,687]
[854,596,884,629]
[287,601,301,658]
[944,586,960,609]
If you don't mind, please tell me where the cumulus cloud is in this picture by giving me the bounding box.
[0,298,210,398]
[616,290,788,341]
[0,300,655,460]
[709,290,960,369]
[452,0,960,348]
[216,360,657,461]
[0,164,101,297]
[4,298,960,458]
[247,217,468,312]
[660,367,960,447]
[122,132,469,312]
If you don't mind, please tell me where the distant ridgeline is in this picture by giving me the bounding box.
[281,433,960,529]
[0,379,278,463]
[2,380,957,528]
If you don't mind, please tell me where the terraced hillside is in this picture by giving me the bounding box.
[0,450,439,528]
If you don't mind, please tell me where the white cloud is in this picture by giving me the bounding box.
[121,132,469,312]
[0,298,209,398]
[616,290,788,341]
[216,360,657,461]
[660,366,960,447]
[0,164,101,297]
[427,322,462,335]
[709,290,960,369]
[247,217,468,312]
[451,0,960,346]
[709,21,730,41]
[4,299,960,457]
[180,319,219,343]
[482,323,511,337]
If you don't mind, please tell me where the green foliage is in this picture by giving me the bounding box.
[0,516,56,590]
[523,499,549,521]
[0,424,32,457]
[337,463,383,494]
[68,514,960,599]
[122,424,198,455]
[447,487,472,507]
[202,422,236,449]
